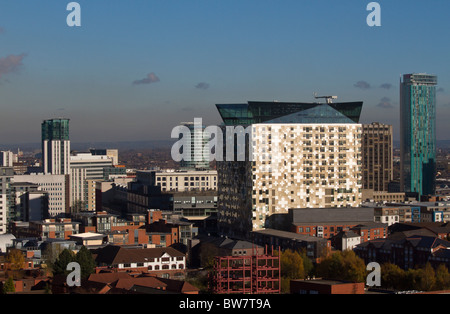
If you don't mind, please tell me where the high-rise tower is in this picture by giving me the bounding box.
[42,118,71,175]
[400,73,437,197]
[215,100,363,239]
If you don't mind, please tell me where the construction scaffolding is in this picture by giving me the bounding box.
[209,246,281,294]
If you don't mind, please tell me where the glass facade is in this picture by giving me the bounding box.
[216,101,363,126]
[400,73,437,197]
[41,119,70,141]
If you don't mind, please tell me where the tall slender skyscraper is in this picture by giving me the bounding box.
[400,73,437,197]
[42,118,71,175]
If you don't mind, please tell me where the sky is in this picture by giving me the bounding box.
[0,0,449,145]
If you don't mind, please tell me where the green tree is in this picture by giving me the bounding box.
[280,249,305,279]
[315,251,366,283]
[418,263,436,291]
[6,249,25,271]
[75,246,96,279]
[2,277,15,294]
[52,249,76,276]
[340,250,367,282]
[299,250,314,277]
[381,263,405,290]
[435,264,450,290]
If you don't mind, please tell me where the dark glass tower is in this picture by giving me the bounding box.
[400,74,437,197]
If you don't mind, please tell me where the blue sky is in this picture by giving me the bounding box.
[0,0,449,144]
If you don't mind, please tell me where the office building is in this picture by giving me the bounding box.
[69,152,115,211]
[13,173,69,217]
[11,182,49,221]
[361,122,393,192]
[90,148,119,166]
[400,73,437,197]
[0,151,15,167]
[42,118,71,175]
[127,170,218,218]
[215,100,363,238]
[135,169,217,192]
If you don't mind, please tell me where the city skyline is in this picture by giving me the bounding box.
[0,0,449,144]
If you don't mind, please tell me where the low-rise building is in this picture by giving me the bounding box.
[290,279,365,294]
[251,228,330,262]
[354,232,450,269]
[93,245,186,279]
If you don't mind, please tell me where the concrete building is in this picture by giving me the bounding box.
[0,151,15,167]
[90,149,119,166]
[135,169,217,193]
[69,152,115,211]
[13,173,70,217]
[361,189,405,203]
[0,167,14,234]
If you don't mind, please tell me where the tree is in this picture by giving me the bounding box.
[52,249,76,276]
[418,263,436,291]
[75,246,96,279]
[277,249,308,293]
[299,250,314,277]
[280,249,305,279]
[340,250,367,283]
[6,249,25,271]
[315,251,366,283]
[2,277,15,294]
[381,263,405,290]
[5,249,25,279]
[435,264,450,290]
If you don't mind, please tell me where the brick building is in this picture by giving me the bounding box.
[354,233,450,270]
[290,279,365,294]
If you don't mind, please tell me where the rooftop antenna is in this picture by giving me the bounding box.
[313,92,338,104]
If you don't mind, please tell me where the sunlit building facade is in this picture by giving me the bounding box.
[215,101,363,238]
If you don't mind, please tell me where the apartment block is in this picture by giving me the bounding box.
[216,100,364,238]
[0,167,14,234]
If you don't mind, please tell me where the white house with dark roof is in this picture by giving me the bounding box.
[93,245,186,279]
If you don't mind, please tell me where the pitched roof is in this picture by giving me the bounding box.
[88,272,131,284]
[94,245,185,265]
[87,272,199,294]
[115,276,167,290]
[155,276,200,293]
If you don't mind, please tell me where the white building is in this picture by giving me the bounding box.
[0,151,15,167]
[136,169,217,192]
[0,167,14,234]
[70,152,114,210]
[13,173,69,217]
